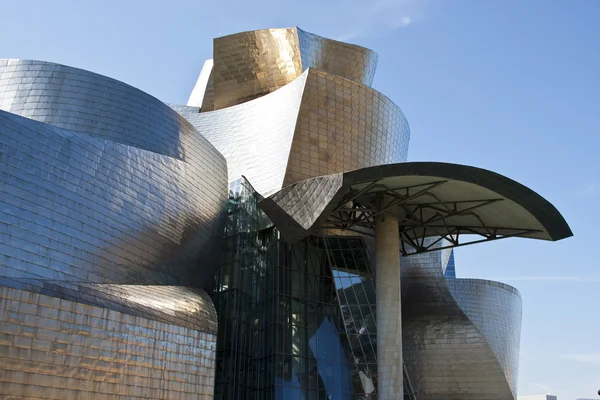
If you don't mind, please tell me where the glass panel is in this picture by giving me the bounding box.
[212,178,358,399]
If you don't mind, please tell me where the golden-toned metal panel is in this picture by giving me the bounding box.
[0,286,217,400]
[283,69,409,185]
[208,28,303,111]
[205,27,379,111]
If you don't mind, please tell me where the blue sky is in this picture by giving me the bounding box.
[1,0,598,398]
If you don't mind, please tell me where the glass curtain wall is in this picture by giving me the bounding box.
[212,178,416,400]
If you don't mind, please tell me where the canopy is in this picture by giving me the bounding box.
[259,162,572,255]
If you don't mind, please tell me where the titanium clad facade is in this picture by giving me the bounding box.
[296,28,378,87]
[0,59,226,399]
[447,278,522,397]
[401,247,522,400]
[0,109,226,289]
[0,59,195,159]
[0,60,228,289]
[204,27,378,111]
[171,71,309,196]
[0,26,566,400]
[173,70,409,195]
[282,69,409,185]
[0,286,217,399]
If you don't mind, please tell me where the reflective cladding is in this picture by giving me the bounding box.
[0,109,226,289]
[324,236,417,400]
[444,249,456,278]
[0,59,202,160]
[401,247,520,399]
[296,28,378,87]
[212,178,357,400]
[204,27,378,111]
[0,59,225,399]
[0,286,218,399]
[172,68,410,196]
[324,236,378,397]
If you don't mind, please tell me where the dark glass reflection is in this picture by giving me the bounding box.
[212,178,416,399]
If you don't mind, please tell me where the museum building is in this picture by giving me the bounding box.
[0,27,572,399]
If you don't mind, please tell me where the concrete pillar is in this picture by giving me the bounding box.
[375,209,402,399]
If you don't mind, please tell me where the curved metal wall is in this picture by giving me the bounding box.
[0,109,227,289]
[0,59,200,160]
[447,278,522,398]
[0,58,227,398]
[297,28,378,87]
[204,27,378,110]
[400,249,521,400]
[172,69,409,196]
[0,286,217,399]
[283,69,409,185]
[208,27,303,111]
[171,70,309,196]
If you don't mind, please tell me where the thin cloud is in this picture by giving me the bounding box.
[334,0,425,41]
[530,381,553,394]
[335,32,360,42]
[563,353,600,365]
[577,182,600,197]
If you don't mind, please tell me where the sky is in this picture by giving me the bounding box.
[0,0,598,398]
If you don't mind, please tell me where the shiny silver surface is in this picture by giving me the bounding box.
[172,68,409,196]
[0,27,572,400]
[0,59,198,159]
[0,60,226,398]
[0,60,228,288]
[171,70,308,196]
[447,278,522,396]
[401,248,522,399]
[188,59,214,108]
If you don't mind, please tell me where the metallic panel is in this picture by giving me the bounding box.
[0,109,227,289]
[171,70,308,196]
[296,27,378,87]
[208,27,303,111]
[172,69,410,196]
[401,248,521,400]
[0,286,217,399]
[283,69,409,185]
[0,59,202,160]
[204,27,378,110]
[0,58,225,399]
[447,278,522,397]
[27,283,218,334]
[259,162,573,245]
[188,59,214,108]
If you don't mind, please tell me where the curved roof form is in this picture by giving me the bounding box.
[202,26,378,111]
[259,162,572,254]
[172,67,409,196]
